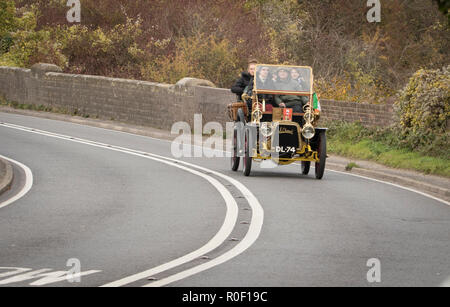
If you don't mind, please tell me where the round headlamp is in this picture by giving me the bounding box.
[302,124,315,139]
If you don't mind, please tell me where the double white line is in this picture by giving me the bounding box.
[0,122,264,287]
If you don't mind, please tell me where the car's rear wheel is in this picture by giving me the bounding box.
[231,127,240,171]
[301,161,310,175]
[243,127,252,176]
[315,132,327,179]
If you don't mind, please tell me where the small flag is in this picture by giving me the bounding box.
[313,93,321,111]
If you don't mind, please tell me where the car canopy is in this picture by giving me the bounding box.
[253,64,313,96]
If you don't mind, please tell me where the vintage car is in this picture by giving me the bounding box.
[228,64,327,179]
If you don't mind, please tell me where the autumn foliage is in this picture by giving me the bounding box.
[1,0,449,103]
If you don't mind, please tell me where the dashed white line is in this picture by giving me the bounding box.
[0,122,264,287]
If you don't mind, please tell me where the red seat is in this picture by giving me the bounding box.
[261,104,304,116]
[264,104,273,112]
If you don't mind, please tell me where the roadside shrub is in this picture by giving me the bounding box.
[141,33,239,88]
[393,66,450,156]
[58,17,146,78]
[0,0,16,55]
[315,76,353,102]
[0,3,67,68]
[395,65,450,134]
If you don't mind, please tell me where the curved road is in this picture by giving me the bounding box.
[0,112,449,287]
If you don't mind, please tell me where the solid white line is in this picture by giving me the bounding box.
[0,122,264,287]
[0,155,33,210]
[290,162,450,207]
[0,123,239,281]
[325,168,450,206]
[2,112,449,206]
[144,175,263,287]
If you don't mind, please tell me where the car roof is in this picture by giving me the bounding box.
[254,64,313,95]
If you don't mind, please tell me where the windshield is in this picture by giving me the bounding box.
[254,65,312,95]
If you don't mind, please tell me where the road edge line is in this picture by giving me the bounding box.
[0,122,262,287]
[0,155,33,210]
[0,157,13,195]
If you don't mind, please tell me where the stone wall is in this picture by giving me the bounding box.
[320,99,395,127]
[0,64,395,129]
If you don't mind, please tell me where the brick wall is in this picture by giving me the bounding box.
[0,65,395,129]
[320,99,395,126]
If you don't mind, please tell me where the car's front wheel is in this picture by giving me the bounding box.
[301,161,310,175]
[315,132,327,179]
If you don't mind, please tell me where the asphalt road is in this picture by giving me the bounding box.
[0,112,449,287]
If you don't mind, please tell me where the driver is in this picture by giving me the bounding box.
[230,59,257,101]
[274,94,309,113]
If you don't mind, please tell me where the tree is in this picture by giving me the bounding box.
[433,0,450,24]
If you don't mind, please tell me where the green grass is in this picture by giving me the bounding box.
[2,95,448,177]
[327,123,450,177]
[345,162,360,171]
[0,96,94,119]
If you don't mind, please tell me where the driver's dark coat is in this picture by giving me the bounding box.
[231,72,252,101]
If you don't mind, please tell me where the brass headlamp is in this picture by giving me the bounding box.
[302,104,315,139]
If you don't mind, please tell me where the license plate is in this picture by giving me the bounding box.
[274,146,296,153]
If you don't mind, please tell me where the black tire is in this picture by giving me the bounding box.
[301,161,310,175]
[231,127,240,171]
[315,132,327,179]
[243,127,252,176]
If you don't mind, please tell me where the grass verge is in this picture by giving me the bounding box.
[326,121,450,177]
[1,96,448,177]
[0,96,94,118]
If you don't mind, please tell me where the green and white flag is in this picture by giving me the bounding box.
[313,93,321,111]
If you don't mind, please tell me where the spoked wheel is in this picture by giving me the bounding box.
[243,127,252,176]
[301,161,310,175]
[315,132,327,179]
[230,127,240,171]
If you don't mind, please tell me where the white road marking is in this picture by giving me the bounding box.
[0,266,101,286]
[2,118,447,288]
[0,267,32,278]
[325,168,450,206]
[440,276,450,287]
[182,139,450,207]
[0,154,33,210]
[0,122,264,287]
[290,162,450,207]
[1,114,448,206]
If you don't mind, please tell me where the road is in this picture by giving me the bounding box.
[0,112,449,287]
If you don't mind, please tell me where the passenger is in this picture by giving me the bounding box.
[274,95,308,113]
[274,67,302,92]
[274,68,308,113]
[290,68,309,91]
[255,66,275,90]
[230,59,257,101]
